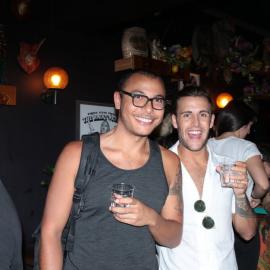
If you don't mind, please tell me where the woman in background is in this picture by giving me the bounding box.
[256,144,270,270]
[208,100,269,270]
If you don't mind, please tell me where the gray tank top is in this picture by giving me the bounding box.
[64,137,168,270]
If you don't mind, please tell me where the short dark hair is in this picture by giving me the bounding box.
[214,100,257,136]
[117,70,165,92]
[170,85,213,114]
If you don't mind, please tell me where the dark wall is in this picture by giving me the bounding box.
[0,23,123,251]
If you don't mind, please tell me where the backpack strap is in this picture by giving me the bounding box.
[73,132,100,216]
[63,132,100,253]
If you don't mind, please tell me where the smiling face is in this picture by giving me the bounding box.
[114,73,165,137]
[172,96,214,152]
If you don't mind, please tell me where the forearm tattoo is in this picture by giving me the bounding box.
[169,164,183,213]
[235,195,256,218]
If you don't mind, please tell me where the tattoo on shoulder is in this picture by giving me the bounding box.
[235,196,256,218]
[168,165,183,214]
[169,165,182,196]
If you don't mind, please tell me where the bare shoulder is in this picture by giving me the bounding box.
[159,145,180,186]
[41,141,84,228]
[159,145,180,167]
[61,140,82,156]
[54,140,83,173]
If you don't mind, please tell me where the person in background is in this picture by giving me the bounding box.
[157,86,257,270]
[208,99,269,270]
[256,144,270,270]
[208,100,269,207]
[0,178,23,269]
[40,70,183,270]
[256,144,270,212]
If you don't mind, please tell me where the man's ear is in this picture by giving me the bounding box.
[171,114,178,129]
[114,91,121,110]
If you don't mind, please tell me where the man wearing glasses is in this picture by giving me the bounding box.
[157,86,257,270]
[40,70,183,270]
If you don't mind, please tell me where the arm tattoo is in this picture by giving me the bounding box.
[169,164,183,213]
[169,169,181,195]
[235,195,256,218]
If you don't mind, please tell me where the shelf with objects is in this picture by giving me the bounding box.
[114,55,190,82]
[115,26,193,89]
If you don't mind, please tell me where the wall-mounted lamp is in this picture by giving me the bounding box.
[41,66,69,104]
[216,92,233,108]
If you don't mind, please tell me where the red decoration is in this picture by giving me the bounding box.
[17,38,45,74]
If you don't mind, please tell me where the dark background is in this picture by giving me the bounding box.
[0,0,270,264]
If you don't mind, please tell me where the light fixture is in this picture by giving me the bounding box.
[216,92,233,108]
[41,66,69,104]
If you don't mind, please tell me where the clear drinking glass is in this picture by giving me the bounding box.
[219,162,240,187]
[111,183,135,207]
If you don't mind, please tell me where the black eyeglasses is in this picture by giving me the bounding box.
[119,89,166,110]
[194,200,215,229]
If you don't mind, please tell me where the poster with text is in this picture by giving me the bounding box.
[76,100,117,139]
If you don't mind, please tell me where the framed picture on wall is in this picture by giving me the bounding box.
[0,85,16,105]
[76,100,118,139]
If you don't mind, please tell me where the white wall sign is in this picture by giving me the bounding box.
[76,100,117,139]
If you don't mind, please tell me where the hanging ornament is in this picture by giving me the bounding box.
[17,38,45,74]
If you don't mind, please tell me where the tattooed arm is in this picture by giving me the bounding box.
[232,194,257,240]
[148,147,183,247]
[232,162,257,240]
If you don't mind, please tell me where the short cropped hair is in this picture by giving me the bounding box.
[117,70,165,92]
[170,85,213,115]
